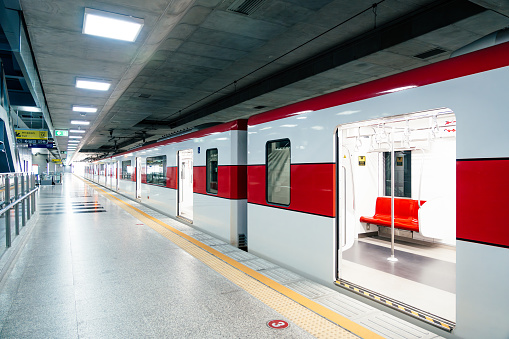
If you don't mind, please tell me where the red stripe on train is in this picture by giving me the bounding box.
[248,163,335,217]
[457,159,509,248]
[166,167,178,189]
[249,42,509,126]
[194,165,247,199]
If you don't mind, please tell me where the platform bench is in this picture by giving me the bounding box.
[359,197,425,232]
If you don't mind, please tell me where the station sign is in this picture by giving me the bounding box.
[28,142,54,149]
[51,159,62,164]
[18,139,49,145]
[15,129,48,140]
[55,130,68,137]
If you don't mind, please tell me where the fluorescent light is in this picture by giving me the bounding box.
[73,105,97,113]
[68,140,80,143]
[71,120,90,125]
[83,8,144,42]
[75,78,111,91]
[14,106,41,112]
[69,136,83,139]
[70,130,86,133]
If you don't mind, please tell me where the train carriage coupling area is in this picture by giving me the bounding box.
[0,174,448,338]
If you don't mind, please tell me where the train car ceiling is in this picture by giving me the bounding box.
[337,108,456,322]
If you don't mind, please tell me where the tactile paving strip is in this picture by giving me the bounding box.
[82,178,383,339]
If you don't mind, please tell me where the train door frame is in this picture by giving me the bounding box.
[135,157,141,199]
[177,149,193,222]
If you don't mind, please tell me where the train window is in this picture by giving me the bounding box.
[121,160,132,180]
[266,139,291,206]
[146,156,167,186]
[206,149,218,194]
[384,151,411,198]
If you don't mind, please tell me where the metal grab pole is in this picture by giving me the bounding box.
[5,175,10,247]
[26,174,31,221]
[21,174,26,227]
[388,127,398,262]
[14,174,19,235]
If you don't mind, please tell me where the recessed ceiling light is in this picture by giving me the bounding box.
[75,78,111,91]
[69,136,83,139]
[71,120,90,125]
[83,8,144,42]
[73,106,98,113]
[68,140,80,143]
[70,130,86,133]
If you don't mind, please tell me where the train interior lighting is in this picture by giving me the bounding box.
[337,109,456,322]
[82,8,144,42]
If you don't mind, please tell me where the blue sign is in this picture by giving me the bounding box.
[28,143,54,149]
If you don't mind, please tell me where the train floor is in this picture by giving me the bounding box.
[0,174,445,338]
[341,237,456,321]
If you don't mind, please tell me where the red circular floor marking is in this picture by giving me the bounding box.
[267,320,289,329]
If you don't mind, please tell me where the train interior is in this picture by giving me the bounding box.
[178,149,193,221]
[337,108,456,322]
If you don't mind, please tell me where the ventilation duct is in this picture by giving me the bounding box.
[227,0,265,15]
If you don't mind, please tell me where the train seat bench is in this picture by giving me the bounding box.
[359,197,425,232]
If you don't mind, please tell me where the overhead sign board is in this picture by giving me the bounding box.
[28,143,54,149]
[51,159,62,164]
[18,139,49,145]
[55,130,68,137]
[15,129,48,140]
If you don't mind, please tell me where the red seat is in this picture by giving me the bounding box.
[359,197,425,232]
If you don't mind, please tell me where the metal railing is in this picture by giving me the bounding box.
[0,173,38,248]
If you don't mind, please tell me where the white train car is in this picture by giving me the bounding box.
[247,41,509,337]
[86,120,248,247]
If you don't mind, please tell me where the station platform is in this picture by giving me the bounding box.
[0,174,446,338]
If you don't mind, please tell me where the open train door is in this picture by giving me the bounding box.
[135,157,141,199]
[177,149,193,222]
[335,110,457,328]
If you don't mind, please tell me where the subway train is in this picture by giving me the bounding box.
[81,40,509,338]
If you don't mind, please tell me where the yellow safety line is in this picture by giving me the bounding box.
[79,176,383,339]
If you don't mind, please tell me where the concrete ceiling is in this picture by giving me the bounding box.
[18,0,509,161]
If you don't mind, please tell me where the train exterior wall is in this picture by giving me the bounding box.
[86,122,247,248]
[247,42,509,338]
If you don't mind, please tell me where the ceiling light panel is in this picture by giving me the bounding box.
[83,8,144,42]
[68,140,80,143]
[75,78,111,91]
[73,106,97,113]
[70,130,86,133]
[69,136,83,139]
[71,120,90,125]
